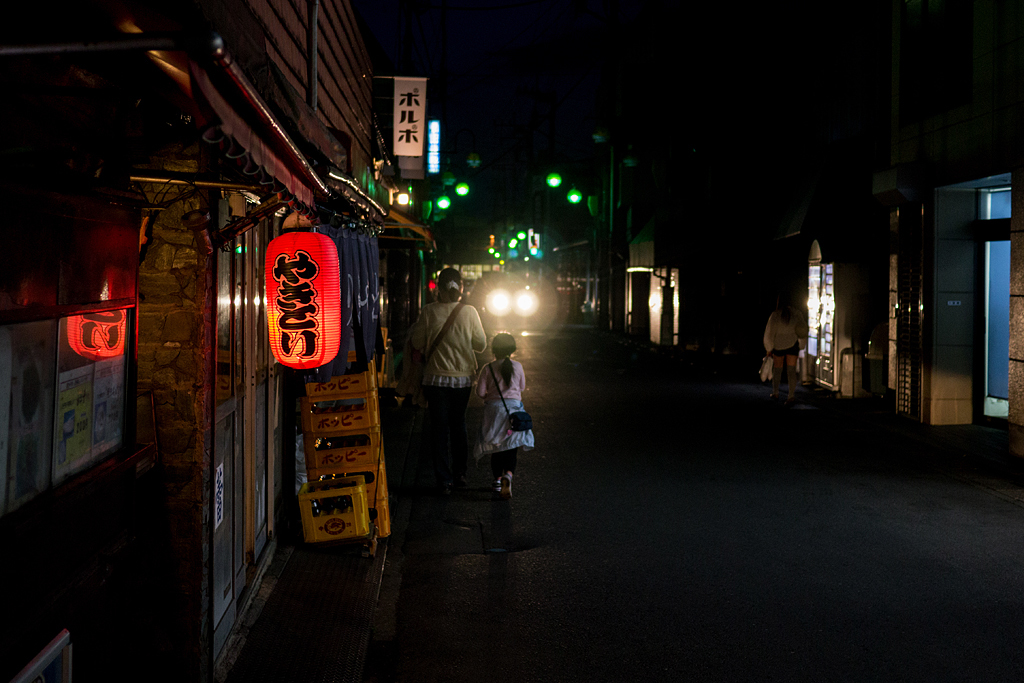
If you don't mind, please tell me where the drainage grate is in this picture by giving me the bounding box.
[225,541,386,683]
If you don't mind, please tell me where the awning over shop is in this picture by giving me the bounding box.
[775,173,818,240]
[188,39,331,218]
[324,168,388,224]
[382,207,435,248]
[628,218,656,268]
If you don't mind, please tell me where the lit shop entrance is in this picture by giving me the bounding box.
[930,175,1011,424]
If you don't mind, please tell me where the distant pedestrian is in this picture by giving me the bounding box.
[474,332,534,500]
[763,293,808,405]
[409,268,487,495]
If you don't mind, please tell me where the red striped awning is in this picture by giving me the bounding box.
[190,60,317,213]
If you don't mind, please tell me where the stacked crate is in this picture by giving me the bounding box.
[297,349,392,551]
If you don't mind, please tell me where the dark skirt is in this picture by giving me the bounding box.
[773,343,800,357]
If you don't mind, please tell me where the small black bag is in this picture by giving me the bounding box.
[487,364,533,432]
[509,411,532,432]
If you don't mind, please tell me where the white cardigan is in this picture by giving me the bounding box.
[764,307,809,353]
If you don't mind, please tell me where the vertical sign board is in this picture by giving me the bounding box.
[393,77,427,157]
[427,120,441,174]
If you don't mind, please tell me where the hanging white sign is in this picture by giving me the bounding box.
[393,77,428,157]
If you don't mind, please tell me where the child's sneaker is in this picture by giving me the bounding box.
[499,473,512,500]
[492,478,503,492]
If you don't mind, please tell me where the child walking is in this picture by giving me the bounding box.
[473,333,534,499]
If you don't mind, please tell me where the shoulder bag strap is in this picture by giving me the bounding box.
[486,362,511,417]
[426,303,465,362]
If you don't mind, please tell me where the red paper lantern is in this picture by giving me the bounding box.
[68,310,127,361]
[265,232,341,369]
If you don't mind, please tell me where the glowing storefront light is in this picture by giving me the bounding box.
[807,264,821,357]
[68,310,127,361]
[427,120,441,174]
[265,232,342,369]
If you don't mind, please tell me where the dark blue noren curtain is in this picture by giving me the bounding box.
[303,224,353,383]
[301,226,380,383]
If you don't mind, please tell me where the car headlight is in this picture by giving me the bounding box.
[487,289,511,315]
[513,289,538,316]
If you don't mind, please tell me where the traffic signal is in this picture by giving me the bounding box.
[546,173,562,188]
[437,195,451,210]
[455,182,469,196]
[527,229,541,257]
[567,187,582,204]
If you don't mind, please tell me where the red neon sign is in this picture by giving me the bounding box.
[265,232,341,369]
[67,310,127,361]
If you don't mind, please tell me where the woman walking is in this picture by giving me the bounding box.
[409,268,487,494]
[763,293,808,406]
[474,332,534,500]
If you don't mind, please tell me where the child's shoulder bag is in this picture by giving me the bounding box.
[486,362,532,432]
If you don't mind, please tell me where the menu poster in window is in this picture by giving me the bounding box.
[56,365,93,473]
[8,321,55,512]
[92,357,124,454]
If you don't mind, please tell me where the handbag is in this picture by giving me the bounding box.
[399,303,465,407]
[487,363,532,432]
[759,355,774,383]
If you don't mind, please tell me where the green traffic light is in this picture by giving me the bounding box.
[455,182,469,196]
[509,238,518,248]
[546,173,562,188]
[437,195,451,209]
[567,187,582,204]
[517,231,526,240]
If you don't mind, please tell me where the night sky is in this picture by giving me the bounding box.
[353,0,889,254]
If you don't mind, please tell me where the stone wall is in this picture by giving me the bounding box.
[135,142,216,682]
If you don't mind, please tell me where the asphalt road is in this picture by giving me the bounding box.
[367,326,1024,682]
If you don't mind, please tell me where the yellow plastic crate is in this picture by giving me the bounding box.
[300,396,380,434]
[303,359,377,400]
[304,426,381,477]
[373,444,391,538]
[298,476,371,544]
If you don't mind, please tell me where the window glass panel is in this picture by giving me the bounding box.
[978,188,1012,220]
[234,238,244,395]
[217,248,233,405]
[257,221,268,374]
[54,309,127,485]
[2,320,56,516]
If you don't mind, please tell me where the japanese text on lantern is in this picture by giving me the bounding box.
[265,232,341,369]
[273,249,321,359]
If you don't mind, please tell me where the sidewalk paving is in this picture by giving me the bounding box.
[220,329,1024,682]
[218,400,421,683]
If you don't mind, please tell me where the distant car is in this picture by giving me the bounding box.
[465,272,545,332]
